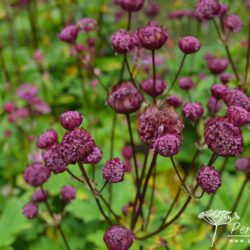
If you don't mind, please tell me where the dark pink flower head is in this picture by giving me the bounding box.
[104,225,134,250]
[196,165,221,194]
[37,129,58,149]
[218,3,229,17]
[61,185,76,202]
[235,158,250,171]
[32,189,49,203]
[223,15,243,33]
[227,106,250,127]
[108,81,143,114]
[207,96,222,114]
[211,83,227,99]
[141,78,166,97]
[204,52,215,62]
[182,102,204,121]
[118,0,144,12]
[77,18,97,32]
[166,95,183,108]
[205,117,243,157]
[83,146,103,164]
[131,31,142,49]
[102,158,125,183]
[16,84,38,101]
[24,163,50,187]
[223,88,250,112]
[195,0,221,20]
[111,29,136,54]
[138,22,168,50]
[3,102,16,113]
[178,77,194,90]
[58,25,79,44]
[220,73,232,84]
[207,57,228,75]
[122,145,133,160]
[42,144,68,174]
[33,50,44,63]
[60,111,83,131]
[138,104,184,147]
[144,2,160,18]
[23,202,38,219]
[178,36,201,54]
[154,134,181,157]
[8,107,30,122]
[62,128,95,164]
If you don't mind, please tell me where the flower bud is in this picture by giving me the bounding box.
[207,96,222,114]
[104,225,134,250]
[227,106,250,127]
[61,185,76,202]
[211,84,227,99]
[3,102,16,113]
[58,25,79,44]
[108,81,143,114]
[197,165,221,194]
[195,0,221,20]
[207,58,228,75]
[102,158,125,183]
[118,0,144,12]
[182,102,204,121]
[37,129,58,149]
[141,78,166,97]
[60,111,83,131]
[166,95,183,108]
[178,36,201,54]
[223,15,243,33]
[32,189,49,203]
[178,77,194,90]
[23,202,38,219]
[235,158,250,171]
[138,22,168,50]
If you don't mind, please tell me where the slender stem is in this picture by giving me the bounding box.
[165,54,187,96]
[171,157,192,196]
[244,11,250,86]
[144,167,156,230]
[211,226,218,247]
[126,114,139,187]
[0,51,11,82]
[131,152,158,230]
[78,162,112,225]
[208,153,218,166]
[127,11,132,30]
[66,169,85,184]
[125,54,136,86]
[231,175,249,213]
[212,19,240,82]
[98,181,108,193]
[130,147,149,228]
[41,187,71,250]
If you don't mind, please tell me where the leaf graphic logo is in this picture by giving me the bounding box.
[198,210,240,247]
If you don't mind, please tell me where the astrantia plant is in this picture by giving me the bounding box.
[0,0,249,250]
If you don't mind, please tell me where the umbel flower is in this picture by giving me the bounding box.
[60,111,83,131]
[58,25,79,44]
[204,117,243,157]
[226,106,250,127]
[207,57,228,75]
[223,15,243,33]
[178,77,194,90]
[61,185,76,202]
[108,81,143,114]
[22,203,38,219]
[211,84,227,100]
[104,225,134,250]
[141,78,166,97]
[182,102,204,121]
[37,129,58,149]
[138,104,184,147]
[166,95,183,108]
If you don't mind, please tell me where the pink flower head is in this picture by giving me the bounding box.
[24,163,50,187]
[166,95,183,108]
[3,102,16,113]
[182,102,204,121]
[122,145,133,160]
[195,0,221,21]
[33,50,44,63]
[211,83,227,99]
[102,158,125,183]
[227,106,250,127]
[104,225,134,250]
[207,57,228,75]
[235,158,250,171]
[205,117,243,156]
[60,111,83,131]
[32,189,49,203]
[138,22,168,50]
[144,2,160,18]
[61,185,76,202]
[141,78,166,97]
[178,36,201,54]
[83,146,103,164]
[23,203,38,219]
[197,165,221,194]
[178,77,194,90]
[37,129,58,149]
[16,84,38,101]
[111,29,136,54]
[58,25,79,44]
[108,81,143,114]
[223,15,243,33]
[207,96,222,114]
[118,0,144,12]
